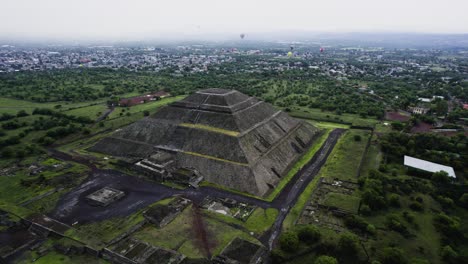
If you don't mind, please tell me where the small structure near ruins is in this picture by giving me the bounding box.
[298,178,360,232]
[85,187,125,207]
[105,238,185,264]
[201,197,255,221]
[143,197,191,228]
[213,237,267,264]
[135,151,176,180]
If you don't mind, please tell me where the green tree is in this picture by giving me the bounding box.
[1,147,14,158]
[298,225,321,243]
[435,100,448,116]
[279,231,299,252]
[381,247,407,264]
[388,194,401,207]
[441,245,458,264]
[338,232,359,256]
[16,110,29,117]
[431,171,450,184]
[314,255,338,264]
[459,193,468,208]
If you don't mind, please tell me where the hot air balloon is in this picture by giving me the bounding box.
[240,33,245,39]
[290,45,294,51]
[320,47,324,53]
[287,51,293,57]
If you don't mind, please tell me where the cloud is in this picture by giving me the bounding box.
[1,0,467,40]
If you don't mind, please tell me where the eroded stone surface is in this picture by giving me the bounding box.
[90,89,320,196]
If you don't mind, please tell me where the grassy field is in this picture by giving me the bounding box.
[66,209,146,249]
[316,129,371,181]
[322,192,360,213]
[54,96,185,148]
[0,200,33,219]
[374,123,393,133]
[360,143,382,177]
[63,104,109,119]
[0,97,106,115]
[289,107,379,128]
[243,208,278,235]
[106,96,184,119]
[17,250,108,264]
[307,120,351,129]
[133,205,260,258]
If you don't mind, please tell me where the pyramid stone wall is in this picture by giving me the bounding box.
[90,88,320,196]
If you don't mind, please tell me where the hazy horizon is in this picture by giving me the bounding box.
[1,0,468,42]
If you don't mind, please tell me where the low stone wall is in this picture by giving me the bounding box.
[107,220,147,247]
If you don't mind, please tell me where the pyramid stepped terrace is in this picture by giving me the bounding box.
[90,88,321,196]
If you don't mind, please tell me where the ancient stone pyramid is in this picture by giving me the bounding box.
[91,88,320,196]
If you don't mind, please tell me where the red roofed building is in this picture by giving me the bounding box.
[463,104,468,110]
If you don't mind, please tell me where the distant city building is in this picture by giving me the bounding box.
[417,97,432,103]
[409,106,430,115]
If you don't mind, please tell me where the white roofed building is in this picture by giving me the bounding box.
[404,155,456,178]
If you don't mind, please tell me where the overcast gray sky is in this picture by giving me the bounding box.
[1,0,467,40]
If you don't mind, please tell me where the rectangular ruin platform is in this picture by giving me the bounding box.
[85,187,125,207]
[143,197,192,228]
[201,197,256,221]
[214,237,267,264]
[106,238,185,264]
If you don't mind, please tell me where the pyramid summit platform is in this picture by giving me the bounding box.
[90,89,320,196]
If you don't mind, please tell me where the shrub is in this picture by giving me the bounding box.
[298,225,321,243]
[409,202,424,212]
[402,211,414,223]
[314,255,338,264]
[431,171,450,184]
[270,249,286,264]
[279,231,299,252]
[458,193,468,208]
[338,232,359,256]
[380,247,407,264]
[16,110,29,117]
[441,245,458,264]
[362,190,387,210]
[366,224,376,235]
[344,215,369,233]
[385,214,409,235]
[354,135,362,141]
[388,194,401,207]
[433,213,461,238]
[410,258,429,264]
[436,196,454,209]
[1,147,14,158]
[360,204,371,215]
[143,110,150,116]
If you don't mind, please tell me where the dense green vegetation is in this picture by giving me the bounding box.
[0,54,467,263]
